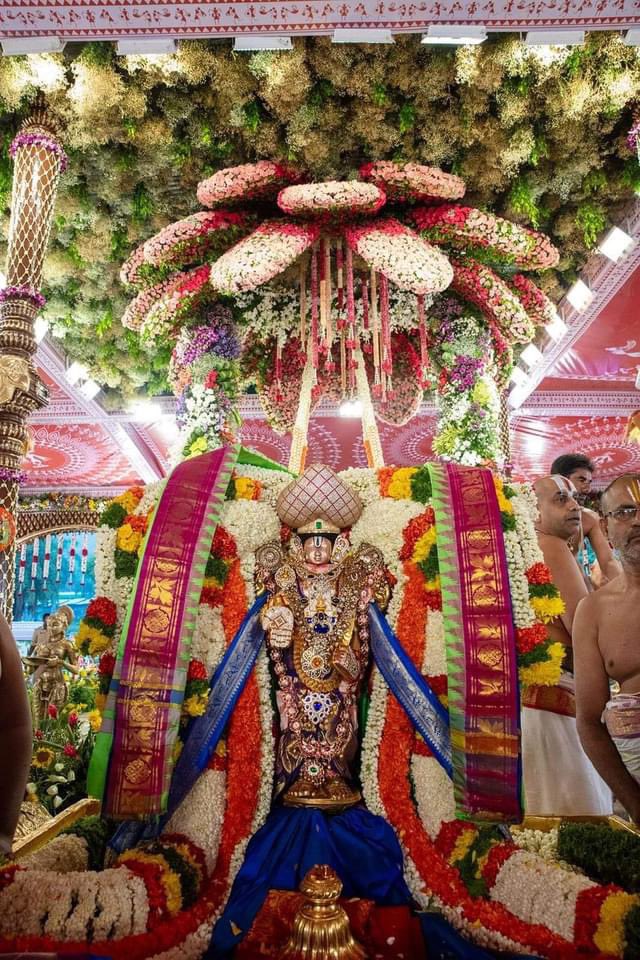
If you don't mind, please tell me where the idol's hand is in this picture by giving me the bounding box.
[332,645,359,681]
[263,604,294,649]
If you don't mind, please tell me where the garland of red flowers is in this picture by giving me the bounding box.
[508,274,558,330]
[377,556,573,959]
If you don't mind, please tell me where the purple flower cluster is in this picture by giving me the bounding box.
[9,132,69,173]
[177,306,240,367]
[0,467,28,484]
[0,285,46,309]
[627,121,640,155]
[449,354,484,389]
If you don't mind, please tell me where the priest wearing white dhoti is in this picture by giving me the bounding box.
[521,475,612,816]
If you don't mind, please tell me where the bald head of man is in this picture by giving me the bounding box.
[534,474,582,542]
[601,473,640,569]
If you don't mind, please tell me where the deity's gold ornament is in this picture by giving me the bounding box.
[256,464,390,812]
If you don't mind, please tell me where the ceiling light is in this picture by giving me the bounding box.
[510,366,529,387]
[421,25,486,45]
[116,39,177,55]
[0,273,5,288]
[234,36,292,51]
[339,398,363,417]
[332,30,394,44]
[525,30,584,45]
[545,311,568,342]
[624,29,640,45]
[66,361,88,385]
[521,343,543,368]
[566,278,593,312]
[79,379,101,401]
[598,225,635,262]
[34,316,49,344]
[636,367,640,390]
[129,400,162,422]
[1,38,65,55]
[508,385,528,410]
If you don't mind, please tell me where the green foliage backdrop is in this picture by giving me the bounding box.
[0,34,638,404]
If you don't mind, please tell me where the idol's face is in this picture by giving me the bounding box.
[605,477,640,566]
[303,535,333,566]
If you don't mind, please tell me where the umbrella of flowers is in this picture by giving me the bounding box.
[120,160,559,460]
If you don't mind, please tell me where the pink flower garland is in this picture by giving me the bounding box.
[197,161,303,208]
[141,265,212,340]
[142,210,247,270]
[414,205,559,270]
[210,221,320,295]
[451,259,535,344]
[0,285,46,309]
[277,181,386,219]
[360,161,466,203]
[508,274,558,329]
[345,218,453,295]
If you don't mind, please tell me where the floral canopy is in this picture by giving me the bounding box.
[120,158,559,466]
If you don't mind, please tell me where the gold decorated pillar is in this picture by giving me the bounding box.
[0,96,66,618]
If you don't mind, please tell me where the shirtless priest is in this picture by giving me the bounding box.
[574,473,640,822]
[521,475,612,815]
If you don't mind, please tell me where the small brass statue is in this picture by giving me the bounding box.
[24,605,78,724]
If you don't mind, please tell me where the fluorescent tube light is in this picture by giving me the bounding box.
[332,30,394,44]
[545,312,568,342]
[234,36,292,50]
[1,38,65,55]
[525,30,584,45]
[422,25,486,45]
[66,362,88,385]
[598,226,635,262]
[566,279,593,312]
[116,39,177,55]
[521,344,544,369]
[79,379,101,401]
[510,366,529,388]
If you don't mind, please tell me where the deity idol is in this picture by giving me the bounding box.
[256,471,389,810]
[26,605,78,723]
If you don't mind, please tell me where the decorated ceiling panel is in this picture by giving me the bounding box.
[540,266,640,393]
[1,0,638,39]
[21,423,141,490]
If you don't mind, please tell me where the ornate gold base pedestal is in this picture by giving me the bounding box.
[280,865,367,960]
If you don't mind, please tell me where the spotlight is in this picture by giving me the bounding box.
[508,385,528,410]
[1,38,65,56]
[598,226,635,262]
[79,379,101,401]
[510,366,529,388]
[421,26,486,45]
[566,279,593,312]
[129,400,162,422]
[545,312,568,342]
[636,368,640,390]
[332,30,394,44]
[624,29,640,46]
[34,316,49,344]
[339,398,364,418]
[116,39,177,55]
[65,362,88,385]
[525,30,584,45]
[233,36,292,50]
[520,344,544,369]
